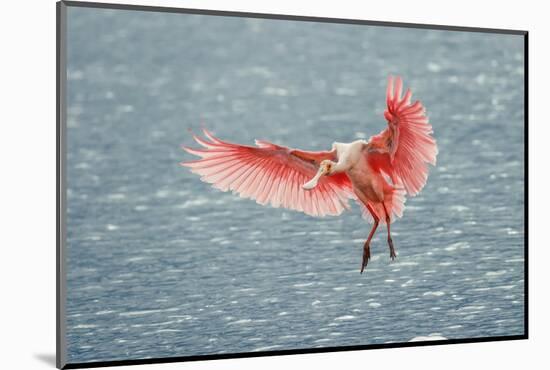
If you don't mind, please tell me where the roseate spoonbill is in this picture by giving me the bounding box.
[181,76,438,273]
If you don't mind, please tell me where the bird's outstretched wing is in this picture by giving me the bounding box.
[367,76,438,196]
[181,129,354,217]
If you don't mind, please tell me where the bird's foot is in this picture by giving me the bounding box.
[388,237,396,261]
[360,242,371,274]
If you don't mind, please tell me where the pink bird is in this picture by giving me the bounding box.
[181,76,438,273]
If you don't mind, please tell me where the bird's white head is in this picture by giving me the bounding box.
[302,160,335,190]
[320,159,335,175]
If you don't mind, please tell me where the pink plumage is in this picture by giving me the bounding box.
[369,76,438,196]
[181,129,355,217]
[181,76,438,273]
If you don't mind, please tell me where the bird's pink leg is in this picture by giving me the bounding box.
[382,203,396,261]
[361,203,380,274]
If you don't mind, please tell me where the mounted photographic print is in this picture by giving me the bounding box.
[57,1,528,368]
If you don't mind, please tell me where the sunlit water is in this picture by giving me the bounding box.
[65,7,525,363]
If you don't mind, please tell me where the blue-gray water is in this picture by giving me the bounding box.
[65,7,525,364]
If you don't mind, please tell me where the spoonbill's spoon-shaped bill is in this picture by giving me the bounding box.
[302,165,330,190]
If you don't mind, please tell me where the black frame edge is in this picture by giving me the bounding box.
[523,32,529,338]
[57,1,68,369]
[61,0,527,35]
[63,335,527,369]
[57,1,529,368]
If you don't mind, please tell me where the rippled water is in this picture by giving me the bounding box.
[65,7,525,364]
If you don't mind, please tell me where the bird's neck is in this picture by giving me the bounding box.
[330,141,362,174]
[330,158,351,175]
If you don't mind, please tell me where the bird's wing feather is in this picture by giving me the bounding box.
[367,76,438,196]
[181,129,355,217]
